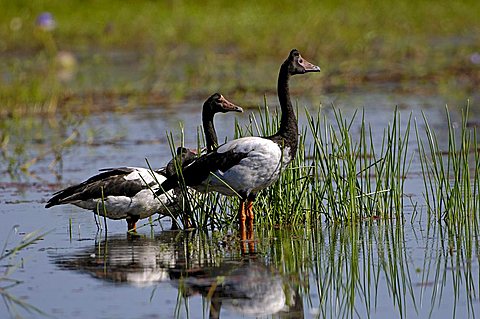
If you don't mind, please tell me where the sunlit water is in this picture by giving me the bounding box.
[1,90,479,318]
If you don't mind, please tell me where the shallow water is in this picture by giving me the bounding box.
[1,90,479,318]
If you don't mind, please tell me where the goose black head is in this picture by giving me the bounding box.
[287,49,321,75]
[165,147,198,177]
[205,93,243,114]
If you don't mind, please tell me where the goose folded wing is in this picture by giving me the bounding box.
[46,168,150,207]
[157,148,249,194]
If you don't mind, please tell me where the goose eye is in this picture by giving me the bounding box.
[299,59,303,63]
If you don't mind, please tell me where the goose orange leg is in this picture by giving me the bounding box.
[238,201,247,242]
[246,200,254,233]
[245,200,255,253]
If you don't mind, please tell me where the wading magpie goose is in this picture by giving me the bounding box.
[156,50,320,239]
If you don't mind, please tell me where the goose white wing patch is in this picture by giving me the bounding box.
[123,167,166,185]
[216,136,279,155]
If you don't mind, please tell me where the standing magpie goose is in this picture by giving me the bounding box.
[156,49,320,239]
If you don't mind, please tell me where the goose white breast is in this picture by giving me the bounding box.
[193,136,290,196]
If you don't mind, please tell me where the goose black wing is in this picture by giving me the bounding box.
[45,168,149,207]
[157,148,249,194]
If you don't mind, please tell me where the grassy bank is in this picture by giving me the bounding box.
[2,1,479,58]
[1,0,479,114]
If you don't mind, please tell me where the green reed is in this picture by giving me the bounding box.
[415,105,480,230]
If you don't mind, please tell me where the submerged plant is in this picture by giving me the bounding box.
[1,227,47,318]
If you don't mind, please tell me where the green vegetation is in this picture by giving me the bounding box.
[0,113,84,180]
[416,105,480,224]
[1,0,479,114]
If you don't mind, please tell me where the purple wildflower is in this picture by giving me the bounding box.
[470,53,480,65]
[36,12,56,31]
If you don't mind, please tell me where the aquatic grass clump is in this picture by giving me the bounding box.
[416,105,480,229]
[415,105,480,288]
[163,101,477,231]
[303,107,411,223]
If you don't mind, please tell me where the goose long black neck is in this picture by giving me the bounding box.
[202,107,218,153]
[274,60,298,154]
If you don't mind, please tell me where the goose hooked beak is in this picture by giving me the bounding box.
[219,94,244,113]
[299,55,321,73]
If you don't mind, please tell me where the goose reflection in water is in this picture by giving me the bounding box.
[171,260,302,319]
[51,232,303,318]
[53,233,179,287]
